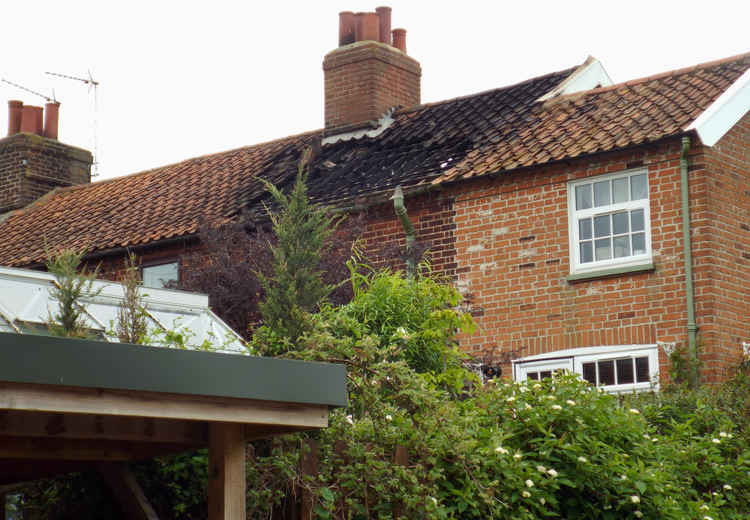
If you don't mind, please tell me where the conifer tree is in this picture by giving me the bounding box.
[45,248,100,339]
[115,252,149,344]
[258,148,339,343]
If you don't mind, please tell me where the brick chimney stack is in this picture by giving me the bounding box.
[0,100,92,213]
[323,6,421,136]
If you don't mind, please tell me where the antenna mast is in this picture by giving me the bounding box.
[45,70,101,177]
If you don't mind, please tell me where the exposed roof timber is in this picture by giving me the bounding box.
[536,56,613,102]
[686,66,750,146]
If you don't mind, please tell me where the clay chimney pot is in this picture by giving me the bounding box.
[376,6,392,44]
[7,100,23,136]
[20,105,44,136]
[339,11,355,46]
[44,102,60,140]
[392,28,407,53]
[360,12,380,42]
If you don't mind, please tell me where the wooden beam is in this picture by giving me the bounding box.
[0,410,207,445]
[0,436,191,461]
[0,382,328,428]
[208,423,245,520]
[98,463,160,520]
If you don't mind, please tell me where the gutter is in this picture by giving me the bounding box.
[680,136,699,388]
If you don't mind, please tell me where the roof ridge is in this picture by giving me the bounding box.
[575,50,750,97]
[398,62,582,114]
[65,127,324,192]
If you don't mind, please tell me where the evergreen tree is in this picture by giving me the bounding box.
[45,248,100,339]
[115,252,149,344]
[258,148,339,343]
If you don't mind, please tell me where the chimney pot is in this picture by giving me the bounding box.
[7,100,23,136]
[360,12,380,42]
[338,11,355,46]
[376,6,392,44]
[392,28,407,53]
[20,105,44,136]
[44,102,60,140]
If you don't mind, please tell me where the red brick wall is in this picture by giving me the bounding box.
[354,139,707,381]
[699,110,750,381]
[323,41,421,133]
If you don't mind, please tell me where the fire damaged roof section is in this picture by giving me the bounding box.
[0,53,749,267]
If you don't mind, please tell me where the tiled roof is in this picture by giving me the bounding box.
[0,53,748,267]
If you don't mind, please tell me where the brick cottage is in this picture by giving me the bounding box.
[1,7,749,388]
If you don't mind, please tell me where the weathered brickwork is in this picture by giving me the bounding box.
[699,110,750,382]
[360,192,456,279]
[345,139,708,379]
[323,41,421,133]
[0,133,92,213]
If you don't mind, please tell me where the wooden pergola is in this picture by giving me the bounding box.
[0,332,347,519]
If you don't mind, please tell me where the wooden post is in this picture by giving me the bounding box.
[208,423,246,520]
[393,445,408,519]
[299,439,319,520]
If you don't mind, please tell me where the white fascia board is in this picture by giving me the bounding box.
[537,57,614,102]
[686,66,750,146]
[513,344,657,364]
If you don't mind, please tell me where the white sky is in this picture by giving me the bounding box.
[2,1,748,180]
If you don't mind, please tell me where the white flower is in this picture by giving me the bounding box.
[536,465,547,473]
[547,468,558,477]
[533,383,541,389]
[525,479,534,488]
[723,484,732,490]
[712,438,721,444]
[631,495,640,504]
[719,431,728,438]
[385,414,393,421]
[629,408,640,414]
[513,452,523,460]
[704,516,714,520]
[525,403,533,410]
[539,498,546,505]
[506,396,516,402]
[495,446,509,455]
[429,496,437,506]
[521,490,531,498]
[700,504,710,511]
[577,456,587,463]
[566,399,576,406]
[346,415,354,425]
[551,404,562,410]
[546,395,556,400]
[652,437,658,443]
[635,512,643,519]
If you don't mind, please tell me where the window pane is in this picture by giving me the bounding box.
[527,372,539,381]
[612,212,629,235]
[635,357,650,383]
[632,233,646,255]
[595,238,611,261]
[616,358,635,384]
[579,218,592,240]
[582,363,596,384]
[540,371,552,379]
[613,177,629,203]
[631,209,644,232]
[631,174,648,200]
[576,184,592,210]
[598,360,615,385]
[594,215,610,238]
[613,235,630,258]
[594,181,610,207]
[580,241,593,263]
[143,262,179,288]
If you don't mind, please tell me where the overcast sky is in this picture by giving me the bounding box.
[1,1,747,180]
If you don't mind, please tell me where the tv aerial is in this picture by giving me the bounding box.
[45,70,101,177]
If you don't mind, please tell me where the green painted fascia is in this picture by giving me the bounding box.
[0,332,347,407]
[566,263,655,283]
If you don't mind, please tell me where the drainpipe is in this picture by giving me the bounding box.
[680,136,698,388]
[392,185,416,277]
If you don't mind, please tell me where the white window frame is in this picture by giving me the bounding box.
[567,168,652,275]
[513,344,659,393]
